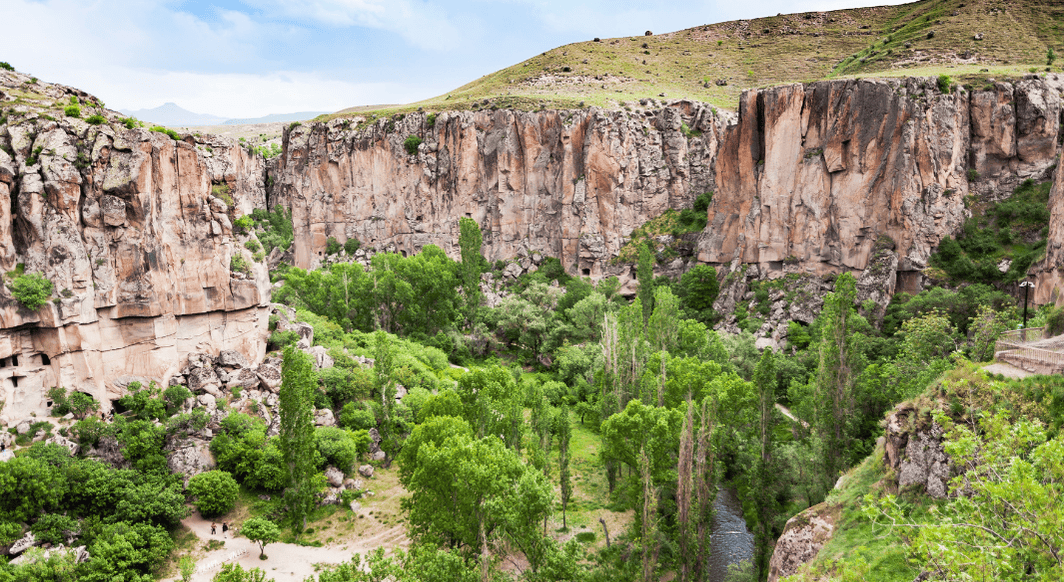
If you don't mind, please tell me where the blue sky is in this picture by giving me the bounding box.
[1,0,910,117]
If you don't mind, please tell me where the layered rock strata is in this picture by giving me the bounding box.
[0,70,271,423]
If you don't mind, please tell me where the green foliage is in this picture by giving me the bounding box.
[0,62,13,71]
[677,264,718,323]
[637,241,654,326]
[150,125,180,140]
[426,112,437,127]
[63,105,81,118]
[245,239,262,254]
[47,386,99,419]
[339,402,376,430]
[213,563,272,582]
[325,237,342,255]
[931,180,1050,284]
[120,117,137,130]
[249,206,294,254]
[230,253,251,276]
[458,216,484,322]
[279,346,321,535]
[936,74,952,93]
[1046,304,1064,336]
[1049,47,1057,66]
[403,135,423,155]
[268,330,300,350]
[253,142,283,158]
[85,114,105,125]
[234,215,253,234]
[315,426,366,472]
[343,237,361,254]
[187,470,240,517]
[10,271,54,310]
[240,516,281,558]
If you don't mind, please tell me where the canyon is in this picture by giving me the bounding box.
[2,68,1064,420]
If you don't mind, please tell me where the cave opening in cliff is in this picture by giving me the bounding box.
[40,354,50,365]
[10,376,17,388]
[582,268,591,276]
[10,355,17,366]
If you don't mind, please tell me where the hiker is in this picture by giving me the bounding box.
[222,522,228,536]
[211,522,217,535]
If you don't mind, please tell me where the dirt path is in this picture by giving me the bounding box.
[776,403,808,428]
[166,512,407,582]
[982,362,1034,380]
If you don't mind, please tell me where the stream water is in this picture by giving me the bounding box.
[707,487,754,582]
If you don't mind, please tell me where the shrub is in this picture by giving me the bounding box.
[344,237,361,254]
[0,62,13,71]
[233,215,253,235]
[64,105,81,118]
[967,168,979,182]
[244,239,262,253]
[325,237,342,255]
[84,114,105,125]
[187,470,239,517]
[10,271,54,310]
[47,386,98,418]
[1047,305,1064,336]
[403,135,423,155]
[426,113,437,127]
[339,402,376,430]
[120,117,137,130]
[268,330,299,350]
[1049,48,1057,67]
[150,126,180,140]
[937,74,953,94]
[230,253,251,276]
[26,146,43,166]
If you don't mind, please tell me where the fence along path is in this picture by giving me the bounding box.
[195,548,248,574]
[994,327,1064,375]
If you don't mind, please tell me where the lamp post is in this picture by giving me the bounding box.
[1020,281,1034,341]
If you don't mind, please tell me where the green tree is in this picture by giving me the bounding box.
[557,405,572,531]
[11,271,55,311]
[677,264,719,323]
[179,556,196,582]
[752,348,780,581]
[187,470,239,517]
[241,516,281,559]
[212,563,272,582]
[814,273,859,486]
[637,242,655,326]
[279,346,321,535]
[458,216,484,323]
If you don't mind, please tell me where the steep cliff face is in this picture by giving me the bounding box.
[0,70,270,423]
[274,76,1064,301]
[270,102,726,279]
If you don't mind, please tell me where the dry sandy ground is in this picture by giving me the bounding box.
[165,511,407,582]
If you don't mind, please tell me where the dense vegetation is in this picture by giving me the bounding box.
[2,187,1059,582]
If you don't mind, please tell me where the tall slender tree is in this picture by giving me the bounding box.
[677,397,696,582]
[693,396,717,582]
[557,405,573,531]
[815,273,859,486]
[753,348,780,581]
[278,346,319,535]
[637,241,655,327]
[458,216,484,324]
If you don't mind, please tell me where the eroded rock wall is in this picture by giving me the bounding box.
[0,70,271,423]
[270,102,726,279]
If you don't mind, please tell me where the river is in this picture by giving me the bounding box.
[707,487,755,582]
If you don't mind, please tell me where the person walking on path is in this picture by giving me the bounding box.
[222,522,229,537]
[211,522,217,535]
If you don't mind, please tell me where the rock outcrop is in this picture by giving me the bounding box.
[0,69,271,423]
[270,100,725,280]
[767,502,840,582]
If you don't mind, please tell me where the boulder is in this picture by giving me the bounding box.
[314,408,336,427]
[166,437,216,483]
[8,532,37,555]
[15,421,30,435]
[306,345,334,370]
[349,501,362,513]
[187,366,222,395]
[45,435,79,456]
[343,478,363,491]
[767,503,840,582]
[370,450,386,461]
[216,349,250,369]
[256,363,282,392]
[324,466,345,488]
[358,464,374,478]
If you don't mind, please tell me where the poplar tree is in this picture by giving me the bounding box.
[458,216,484,323]
[557,405,572,531]
[753,348,780,581]
[637,241,655,327]
[815,273,858,487]
[279,346,319,535]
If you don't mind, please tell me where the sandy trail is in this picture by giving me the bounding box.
[167,513,407,582]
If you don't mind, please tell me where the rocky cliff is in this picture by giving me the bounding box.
[0,69,271,423]
[269,102,726,280]
[273,75,1064,301]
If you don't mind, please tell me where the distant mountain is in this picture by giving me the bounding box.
[223,112,327,125]
[118,102,228,127]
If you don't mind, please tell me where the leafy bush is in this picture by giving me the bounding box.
[30,513,80,545]
[426,113,437,127]
[120,117,137,129]
[326,237,342,255]
[244,239,262,253]
[339,402,376,430]
[150,125,180,140]
[1046,305,1064,337]
[48,386,100,418]
[25,146,43,166]
[250,206,294,253]
[10,271,54,310]
[0,62,13,71]
[63,105,81,118]
[230,253,251,276]
[937,74,953,94]
[268,330,299,350]
[315,427,369,472]
[233,215,253,235]
[85,114,105,125]
[403,135,423,155]
[187,470,239,517]
[344,237,361,254]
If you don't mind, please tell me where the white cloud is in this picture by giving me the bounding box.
[251,0,466,51]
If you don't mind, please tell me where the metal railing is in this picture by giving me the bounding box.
[995,327,1064,375]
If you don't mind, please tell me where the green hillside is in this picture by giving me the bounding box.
[330,0,1064,119]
